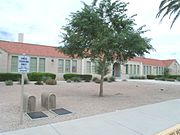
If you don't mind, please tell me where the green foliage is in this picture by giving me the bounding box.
[155,77,166,81]
[156,0,180,28]
[71,77,82,82]
[66,79,71,83]
[96,60,110,76]
[130,76,146,79]
[147,75,156,79]
[27,72,56,81]
[95,79,101,83]
[104,77,108,81]
[45,79,57,85]
[34,81,43,85]
[0,73,21,81]
[176,77,180,81]
[165,78,175,82]
[92,77,98,82]
[109,76,115,82]
[5,80,13,86]
[63,74,92,81]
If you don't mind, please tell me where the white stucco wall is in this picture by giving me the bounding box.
[0,49,8,72]
[168,61,180,75]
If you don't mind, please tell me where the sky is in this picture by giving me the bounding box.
[0,0,180,62]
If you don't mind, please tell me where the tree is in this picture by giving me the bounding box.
[156,0,180,28]
[60,0,153,96]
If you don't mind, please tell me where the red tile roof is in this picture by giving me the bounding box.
[130,57,176,67]
[0,40,70,58]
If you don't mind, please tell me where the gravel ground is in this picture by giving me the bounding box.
[0,80,180,132]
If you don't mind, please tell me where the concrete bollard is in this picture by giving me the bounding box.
[23,94,36,112]
[41,92,56,110]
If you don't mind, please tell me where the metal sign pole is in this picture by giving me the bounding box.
[20,73,24,124]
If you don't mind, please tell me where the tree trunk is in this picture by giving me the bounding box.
[99,60,105,97]
[99,72,104,97]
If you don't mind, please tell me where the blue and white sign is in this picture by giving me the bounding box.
[18,55,30,73]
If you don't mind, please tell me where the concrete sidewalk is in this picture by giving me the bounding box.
[1,99,180,135]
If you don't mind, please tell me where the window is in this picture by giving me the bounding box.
[137,65,140,75]
[92,62,98,74]
[156,67,158,75]
[143,66,146,75]
[149,66,152,75]
[65,60,71,73]
[125,64,128,74]
[30,57,37,72]
[72,60,77,73]
[58,59,64,73]
[39,58,45,72]
[146,66,148,75]
[134,65,136,75]
[11,56,18,72]
[130,64,132,75]
[86,61,91,73]
[159,67,161,75]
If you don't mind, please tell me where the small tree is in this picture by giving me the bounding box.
[59,0,153,96]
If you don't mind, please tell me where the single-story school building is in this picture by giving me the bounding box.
[0,40,180,80]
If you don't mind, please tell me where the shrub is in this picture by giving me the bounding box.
[130,76,146,79]
[104,77,108,81]
[71,77,82,82]
[45,79,57,85]
[66,79,71,83]
[165,78,175,82]
[5,80,13,86]
[84,78,91,82]
[109,76,115,82]
[95,79,101,83]
[147,75,156,79]
[92,77,98,82]
[63,74,92,81]
[27,72,56,81]
[155,77,166,81]
[176,77,180,81]
[34,80,43,85]
[0,73,21,81]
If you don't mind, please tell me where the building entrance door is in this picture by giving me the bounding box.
[113,63,121,77]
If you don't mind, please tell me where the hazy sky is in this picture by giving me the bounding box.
[0,0,180,62]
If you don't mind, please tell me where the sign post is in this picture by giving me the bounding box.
[18,55,30,124]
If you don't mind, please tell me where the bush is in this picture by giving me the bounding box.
[45,79,57,85]
[92,77,98,82]
[27,72,56,81]
[0,73,21,81]
[176,77,180,81]
[5,80,13,86]
[147,75,156,80]
[71,77,82,82]
[66,79,71,83]
[34,80,43,85]
[104,77,108,81]
[109,76,115,82]
[95,79,101,83]
[165,78,175,82]
[84,78,91,82]
[63,74,92,81]
[129,76,146,79]
[155,77,166,81]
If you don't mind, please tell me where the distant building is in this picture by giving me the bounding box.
[0,40,179,79]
